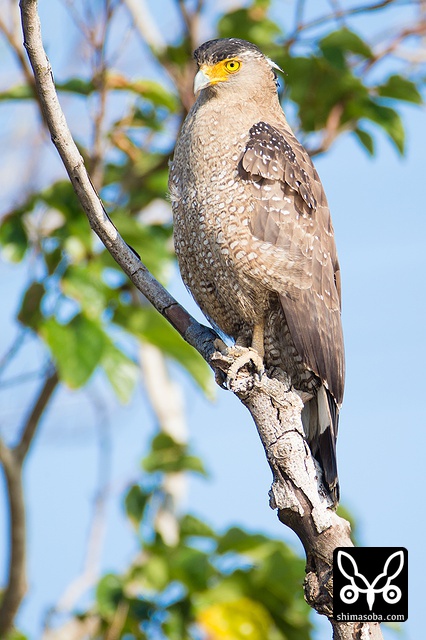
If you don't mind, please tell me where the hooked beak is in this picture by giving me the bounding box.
[193,68,213,95]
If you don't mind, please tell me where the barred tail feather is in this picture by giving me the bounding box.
[301,385,340,507]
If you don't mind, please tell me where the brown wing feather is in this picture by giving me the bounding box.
[241,121,344,405]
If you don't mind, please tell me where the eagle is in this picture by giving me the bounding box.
[169,38,345,505]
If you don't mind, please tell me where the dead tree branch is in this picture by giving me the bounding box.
[18,2,383,637]
[0,368,59,636]
[0,440,27,637]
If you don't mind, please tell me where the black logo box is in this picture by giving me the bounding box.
[333,547,408,621]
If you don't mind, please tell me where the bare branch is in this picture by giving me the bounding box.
[87,1,121,189]
[0,12,35,89]
[46,394,111,620]
[177,0,202,51]
[293,0,307,34]
[140,342,188,546]
[0,329,29,379]
[123,0,167,53]
[0,368,59,635]
[210,353,384,640]
[14,368,59,463]
[286,0,398,46]
[308,103,346,157]
[0,8,47,126]
[0,440,27,637]
[362,18,426,73]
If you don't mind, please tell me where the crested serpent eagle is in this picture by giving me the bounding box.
[169,38,345,506]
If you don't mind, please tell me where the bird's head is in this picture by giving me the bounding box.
[193,38,282,100]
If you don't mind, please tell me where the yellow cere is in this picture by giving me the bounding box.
[202,58,242,84]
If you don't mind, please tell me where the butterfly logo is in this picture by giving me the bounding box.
[337,550,404,611]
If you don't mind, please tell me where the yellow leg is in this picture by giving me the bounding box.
[226,320,265,385]
[251,319,265,359]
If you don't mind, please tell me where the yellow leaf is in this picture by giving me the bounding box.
[197,597,273,640]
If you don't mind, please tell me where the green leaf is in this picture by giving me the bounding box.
[142,433,207,476]
[217,527,270,555]
[0,213,28,262]
[253,546,306,604]
[17,282,46,330]
[362,100,405,153]
[101,340,139,403]
[281,53,368,133]
[41,181,82,219]
[96,573,123,620]
[177,455,207,475]
[124,484,149,527]
[150,431,174,453]
[104,73,178,109]
[105,213,172,281]
[180,514,216,540]
[0,85,34,101]
[61,264,110,319]
[377,75,423,104]
[41,314,106,388]
[4,631,29,640]
[320,28,373,59]
[218,8,280,47]
[40,181,93,254]
[56,78,95,96]
[162,608,188,640]
[140,555,170,591]
[126,596,156,623]
[113,305,214,398]
[169,546,211,591]
[126,79,178,111]
[319,44,346,71]
[44,246,64,275]
[353,127,375,155]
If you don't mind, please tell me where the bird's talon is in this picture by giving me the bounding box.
[226,347,264,387]
[213,338,229,355]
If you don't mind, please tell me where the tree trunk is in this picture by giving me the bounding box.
[211,351,383,640]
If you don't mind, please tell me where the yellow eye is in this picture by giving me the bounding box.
[224,59,241,73]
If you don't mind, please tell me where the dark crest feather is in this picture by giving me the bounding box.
[194,38,264,66]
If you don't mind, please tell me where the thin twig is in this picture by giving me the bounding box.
[0,13,35,88]
[286,0,398,46]
[0,369,46,388]
[123,0,167,53]
[308,103,346,157]
[89,1,119,189]
[14,368,59,462]
[0,10,50,128]
[177,0,202,52]
[293,0,307,34]
[0,329,28,379]
[362,19,426,73]
[327,0,347,27]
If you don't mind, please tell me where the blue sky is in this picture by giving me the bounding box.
[0,1,425,639]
